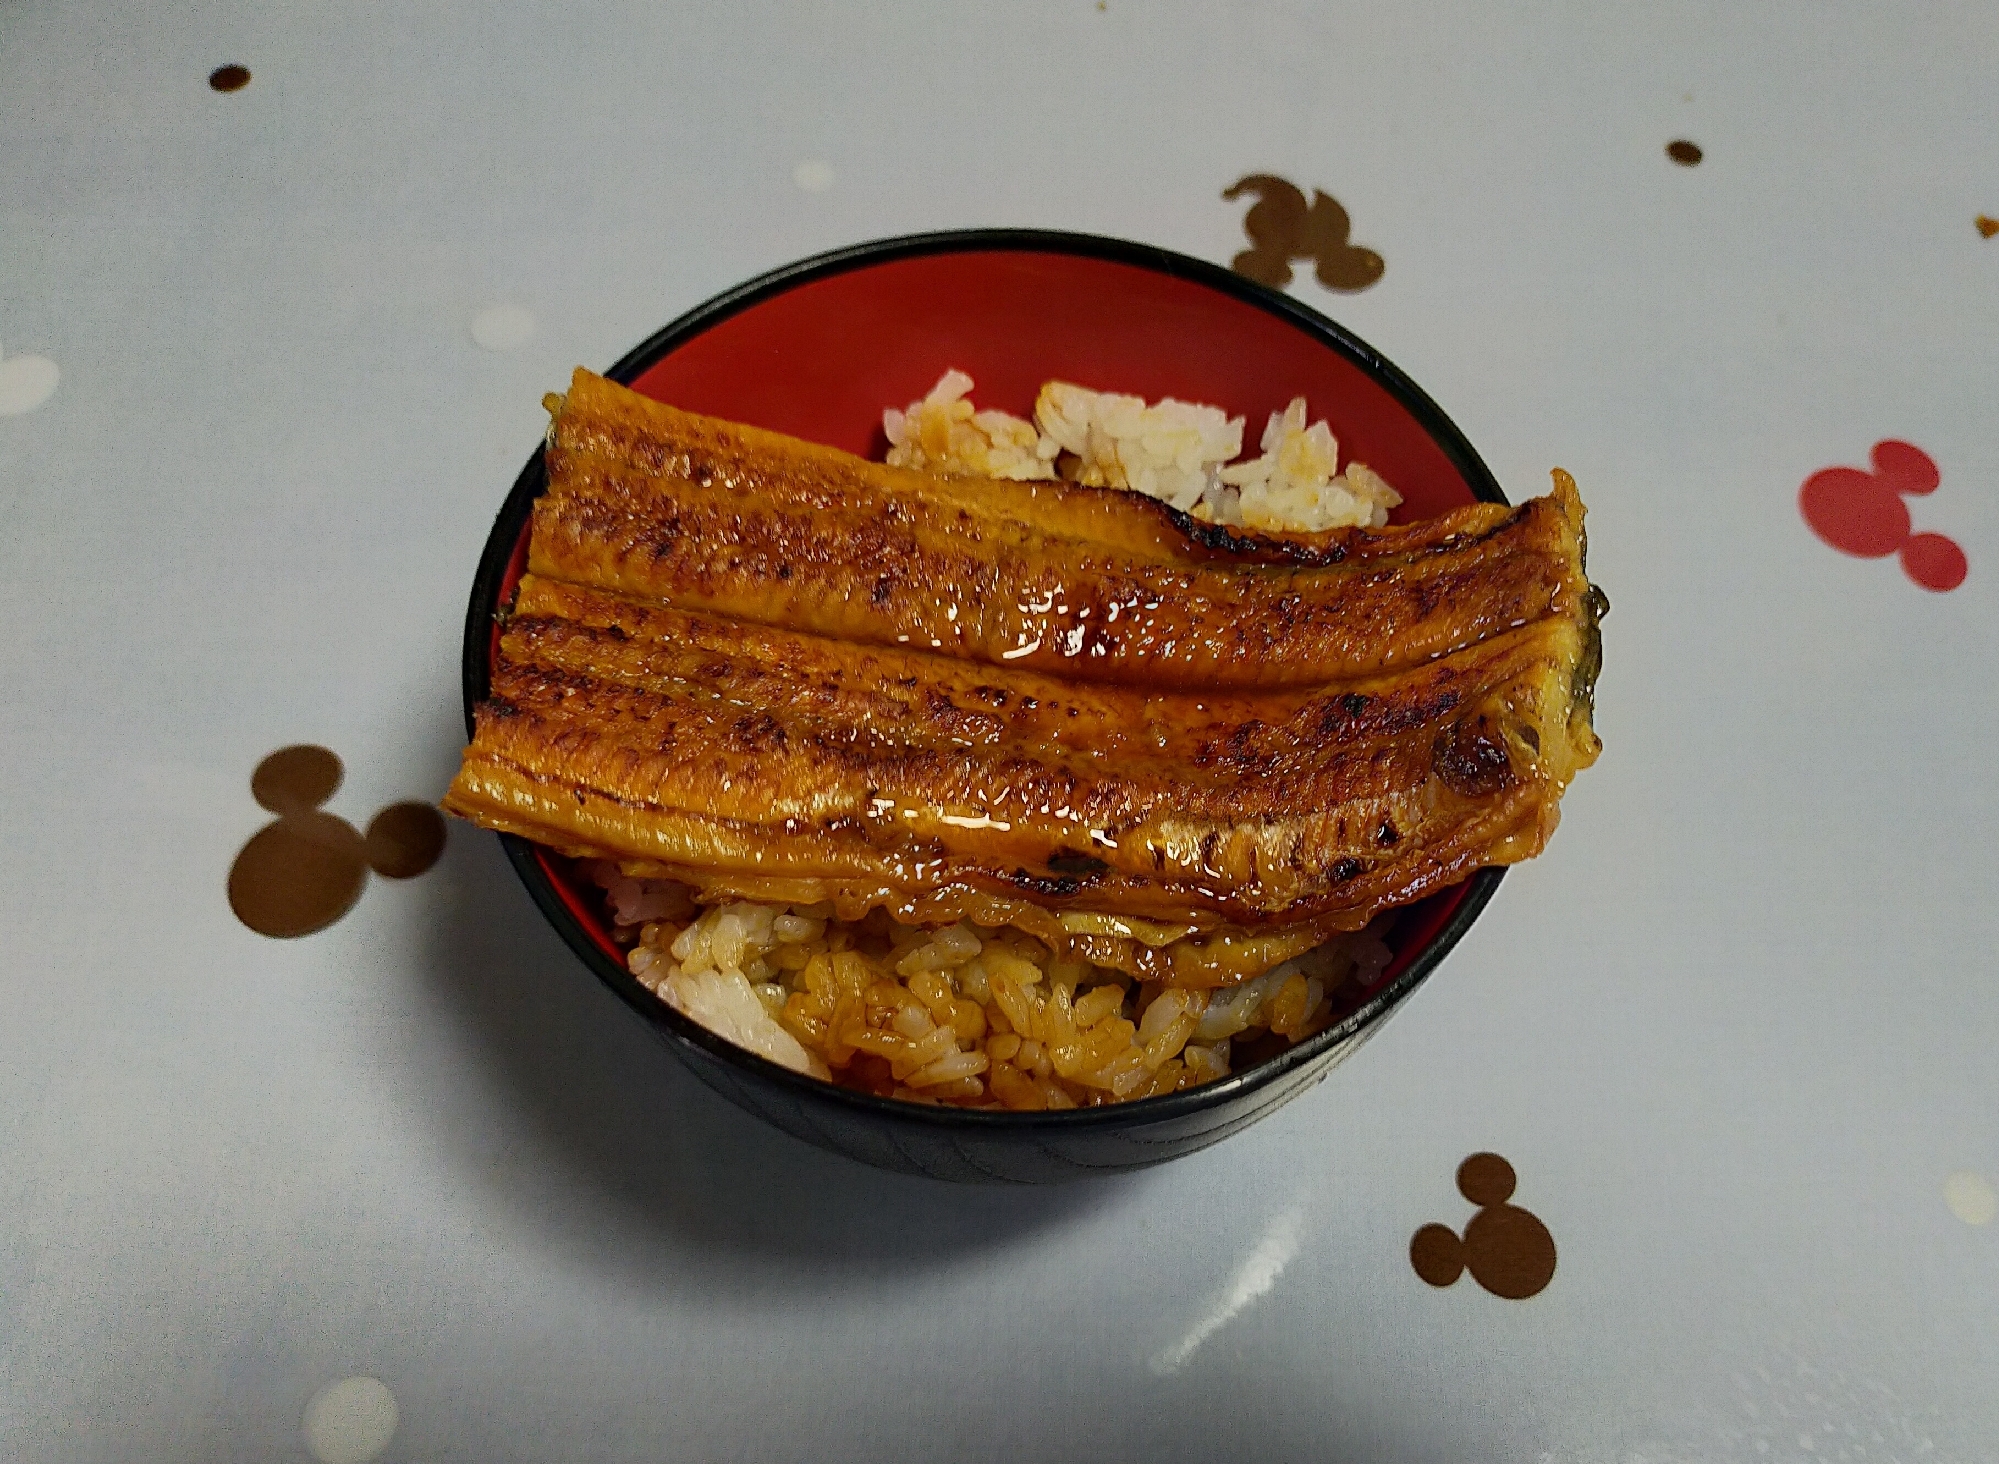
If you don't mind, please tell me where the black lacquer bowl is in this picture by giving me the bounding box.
[461,229,1506,1184]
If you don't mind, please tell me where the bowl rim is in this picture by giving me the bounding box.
[460,226,1508,1133]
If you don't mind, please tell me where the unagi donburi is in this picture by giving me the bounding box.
[445,369,1604,1107]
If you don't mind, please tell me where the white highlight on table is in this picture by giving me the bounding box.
[470,304,537,352]
[302,1375,399,1464]
[1943,1170,1996,1226]
[0,342,60,415]
[793,160,835,193]
[1149,1205,1303,1375]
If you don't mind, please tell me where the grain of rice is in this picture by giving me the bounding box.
[772,913,823,943]
[1072,984,1126,1028]
[909,1049,990,1088]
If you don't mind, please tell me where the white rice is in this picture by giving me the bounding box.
[883,369,1060,481]
[1212,397,1402,531]
[1033,381,1244,513]
[882,370,1402,533]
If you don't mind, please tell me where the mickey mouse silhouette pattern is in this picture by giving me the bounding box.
[1222,175,1385,292]
[1410,1152,1557,1300]
[1798,440,1966,592]
[227,744,446,938]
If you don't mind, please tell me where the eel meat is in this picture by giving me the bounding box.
[443,368,1605,986]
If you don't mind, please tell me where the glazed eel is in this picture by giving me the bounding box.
[444,369,1604,985]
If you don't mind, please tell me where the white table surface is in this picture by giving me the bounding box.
[5,3,1997,1460]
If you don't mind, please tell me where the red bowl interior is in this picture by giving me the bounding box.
[496,246,1489,1010]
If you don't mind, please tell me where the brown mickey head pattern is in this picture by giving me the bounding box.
[1222,175,1384,292]
[228,744,446,938]
[1410,1152,1557,1300]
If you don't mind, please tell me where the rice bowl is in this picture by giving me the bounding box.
[458,229,1537,1181]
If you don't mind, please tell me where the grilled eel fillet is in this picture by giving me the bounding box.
[445,369,1605,987]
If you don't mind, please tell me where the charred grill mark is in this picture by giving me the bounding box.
[921,688,1007,744]
[1155,492,1530,572]
[1376,819,1400,847]
[731,711,786,752]
[1412,568,1460,618]
[1045,849,1111,878]
[1433,712,1514,798]
[1312,684,1461,746]
[1212,748,1283,778]
[646,518,680,558]
[1332,858,1364,883]
[1161,504,1350,564]
[1009,868,1086,898]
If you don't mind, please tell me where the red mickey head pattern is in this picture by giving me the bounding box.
[1798,440,1967,592]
